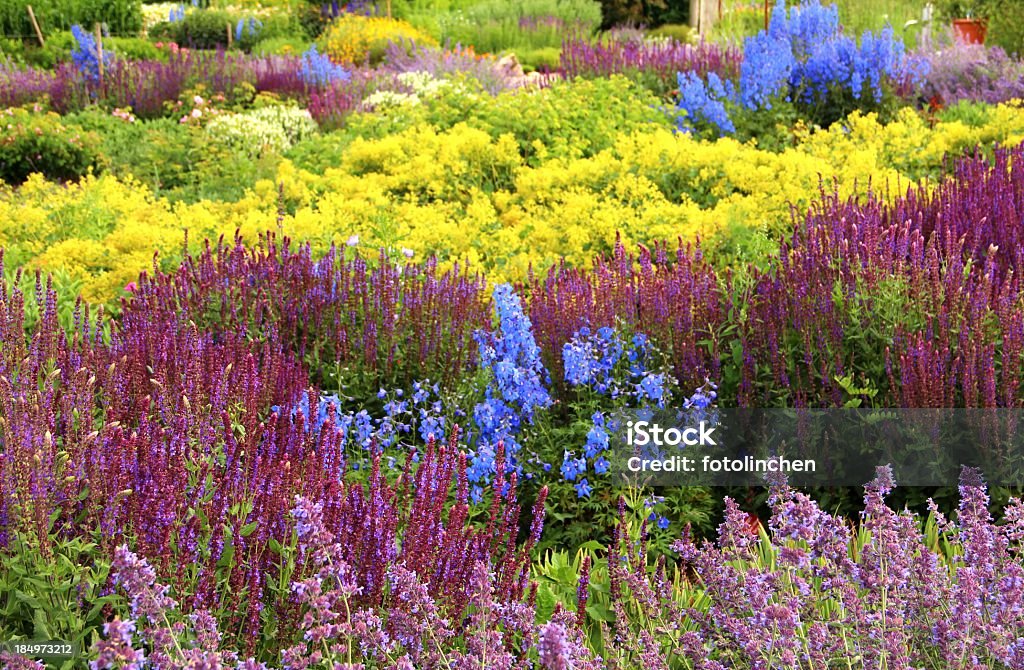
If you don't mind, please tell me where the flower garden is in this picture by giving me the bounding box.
[2,0,1024,667]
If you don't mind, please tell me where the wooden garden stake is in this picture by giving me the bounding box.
[95,23,104,82]
[27,5,45,47]
[227,22,233,47]
[386,0,392,19]
[765,0,770,31]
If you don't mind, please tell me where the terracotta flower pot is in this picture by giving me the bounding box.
[952,18,988,45]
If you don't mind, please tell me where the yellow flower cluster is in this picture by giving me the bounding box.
[2,104,1022,304]
[318,14,437,65]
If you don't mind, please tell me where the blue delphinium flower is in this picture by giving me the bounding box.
[676,71,737,134]
[469,284,551,496]
[70,24,113,83]
[738,7,796,110]
[563,326,625,394]
[575,478,592,498]
[677,0,913,130]
[299,45,352,88]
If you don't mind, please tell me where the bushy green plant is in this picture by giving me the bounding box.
[9,30,75,69]
[0,37,28,65]
[252,35,310,56]
[517,46,561,71]
[107,35,165,59]
[0,0,142,38]
[64,107,279,202]
[0,107,105,185]
[988,1,1024,54]
[151,8,234,49]
[0,528,119,664]
[937,98,993,126]
[338,75,673,165]
[647,22,694,42]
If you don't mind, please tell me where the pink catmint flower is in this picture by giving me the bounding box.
[0,652,46,669]
[537,622,572,670]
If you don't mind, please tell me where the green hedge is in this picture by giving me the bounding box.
[0,0,142,38]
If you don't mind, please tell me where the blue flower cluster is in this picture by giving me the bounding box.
[739,21,795,109]
[235,17,263,43]
[299,45,352,88]
[677,71,737,135]
[560,327,676,497]
[562,327,666,408]
[70,24,113,83]
[270,379,448,458]
[168,5,186,22]
[676,0,919,135]
[644,494,672,530]
[470,284,552,493]
[562,326,624,393]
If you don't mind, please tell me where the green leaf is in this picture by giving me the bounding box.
[32,608,52,638]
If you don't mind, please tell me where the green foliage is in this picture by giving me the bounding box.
[251,35,310,56]
[533,544,612,628]
[934,0,1001,20]
[65,108,195,192]
[5,31,75,69]
[108,35,166,60]
[65,107,279,202]
[0,108,105,186]
[335,75,673,165]
[403,0,601,55]
[0,0,142,38]
[151,9,234,49]
[0,530,119,665]
[647,22,694,42]
[834,0,924,48]
[987,1,1024,54]
[710,5,765,42]
[516,46,561,71]
[937,99,993,126]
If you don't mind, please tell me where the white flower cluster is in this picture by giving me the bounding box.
[362,71,459,110]
[204,105,318,158]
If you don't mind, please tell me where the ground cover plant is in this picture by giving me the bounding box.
[2,0,1024,667]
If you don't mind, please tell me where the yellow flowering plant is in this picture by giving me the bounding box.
[3,100,1024,305]
[318,14,437,65]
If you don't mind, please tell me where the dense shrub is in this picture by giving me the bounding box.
[339,75,672,164]
[0,0,142,38]
[0,107,104,185]
[150,9,236,49]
